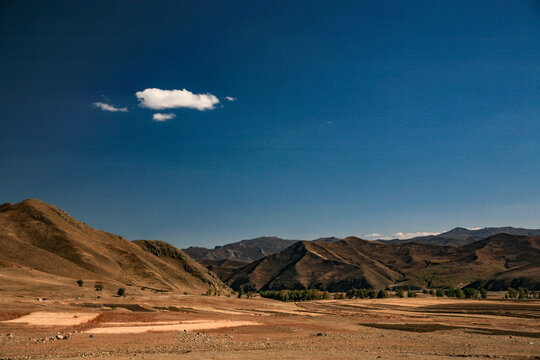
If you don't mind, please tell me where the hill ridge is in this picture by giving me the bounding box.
[0,199,227,294]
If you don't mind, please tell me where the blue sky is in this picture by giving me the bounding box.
[1,1,539,247]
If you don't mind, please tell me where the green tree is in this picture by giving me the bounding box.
[463,288,477,299]
[518,287,528,299]
[77,279,84,287]
[436,289,444,297]
[396,288,405,298]
[377,290,388,298]
[479,288,488,299]
[507,288,518,299]
[407,291,417,298]
[117,288,126,297]
[238,288,244,298]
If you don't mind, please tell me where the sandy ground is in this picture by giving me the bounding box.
[87,320,261,334]
[0,293,538,359]
[3,311,99,326]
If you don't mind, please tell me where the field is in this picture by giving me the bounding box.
[0,291,539,359]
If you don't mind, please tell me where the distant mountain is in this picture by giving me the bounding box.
[379,227,540,246]
[226,234,540,292]
[0,199,227,294]
[183,236,299,262]
[183,236,342,263]
[312,236,343,243]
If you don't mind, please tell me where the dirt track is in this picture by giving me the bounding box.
[0,294,538,359]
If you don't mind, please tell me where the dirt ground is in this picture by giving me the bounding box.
[0,292,538,359]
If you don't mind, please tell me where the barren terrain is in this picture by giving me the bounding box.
[0,291,538,359]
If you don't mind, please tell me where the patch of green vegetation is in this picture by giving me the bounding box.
[259,289,330,302]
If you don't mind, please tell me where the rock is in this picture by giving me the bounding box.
[89,334,94,338]
[56,335,64,340]
[6,333,13,337]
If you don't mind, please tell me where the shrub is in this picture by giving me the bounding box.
[436,289,444,297]
[94,284,103,293]
[117,288,126,297]
[396,288,404,298]
[377,290,388,298]
[507,288,518,299]
[77,279,84,287]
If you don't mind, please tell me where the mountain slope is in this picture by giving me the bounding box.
[0,199,227,293]
[199,259,250,283]
[227,234,540,291]
[132,240,225,289]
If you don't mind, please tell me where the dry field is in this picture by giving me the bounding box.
[0,292,539,360]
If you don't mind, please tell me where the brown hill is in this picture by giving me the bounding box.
[227,234,540,291]
[0,199,227,294]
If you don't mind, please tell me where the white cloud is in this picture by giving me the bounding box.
[225,96,236,102]
[364,233,382,238]
[469,227,483,230]
[152,113,176,122]
[379,231,440,240]
[135,88,220,111]
[93,102,128,112]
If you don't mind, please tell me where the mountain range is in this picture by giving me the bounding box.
[1,199,538,295]
[183,227,540,264]
[379,227,540,246]
[225,234,540,292]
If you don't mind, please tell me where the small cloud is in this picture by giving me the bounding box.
[152,113,176,122]
[469,227,483,230]
[327,120,334,124]
[364,233,382,238]
[387,231,440,240]
[93,102,128,112]
[135,88,220,111]
[225,96,236,102]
